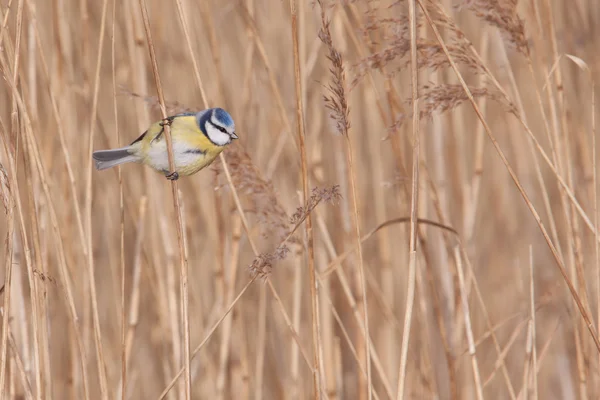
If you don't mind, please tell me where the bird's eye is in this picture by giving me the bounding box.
[215,125,228,133]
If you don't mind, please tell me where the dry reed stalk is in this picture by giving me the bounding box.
[0,163,14,399]
[418,96,517,398]
[594,67,600,392]
[83,0,110,397]
[516,318,561,399]
[159,277,257,399]
[529,246,539,399]
[396,1,419,398]
[289,0,323,398]
[237,0,302,157]
[540,0,592,388]
[173,0,209,107]
[317,3,372,398]
[314,212,395,399]
[418,0,600,353]
[227,182,334,400]
[514,21,589,376]
[343,5,459,395]
[3,2,46,399]
[320,216,457,278]
[318,285,384,400]
[0,72,90,399]
[490,31,565,273]
[21,9,100,395]
[120,197,147,397]
[316,248,334,399]
[215,215,242,400]
[229,310,251,400]
[346,2,466,393]
[253,283,267,400]
[136,1,192,398]
[0,43,48,400]
[481,319,531,387]
[165,8,319,398]
[454,247,483,399]
[453,3,600,249]
[2,0,600,397]
[23,0,89,259]
[160,162,335,398]
[109,0,127,397]
[457,246,517,397]
[463,28,489,239]
[414,265,437,397]
[21,105,45,400]
[27,6,51,399]
[290,263,304,397]
[1,308,34,400]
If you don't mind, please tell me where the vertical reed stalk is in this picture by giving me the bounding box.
[137,1,191,398]
[417,0,600,353]
[0,158,14,400]
[83,0,110,397]
[396,0,419,398]
[110,0,127,397]
[289,0,322,398]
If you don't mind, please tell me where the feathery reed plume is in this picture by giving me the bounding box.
[249,185,340,278]
[418,84,514,120]
[318,15,350,135]
[456,0,528,55]
[317,1,373,396]
[352,2,490,89]
[213,143,294,245]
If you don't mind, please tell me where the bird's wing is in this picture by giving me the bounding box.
[129,129,148,145]
[129,112,198,146]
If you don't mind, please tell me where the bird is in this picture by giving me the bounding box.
[92,107,237,180]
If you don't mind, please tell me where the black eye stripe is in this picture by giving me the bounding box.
[207,120,228,133]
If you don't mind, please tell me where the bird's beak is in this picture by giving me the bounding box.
[230,132,239,140]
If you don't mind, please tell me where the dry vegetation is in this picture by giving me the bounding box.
[1,0,600,398]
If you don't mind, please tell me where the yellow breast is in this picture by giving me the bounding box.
[133,115,224,176]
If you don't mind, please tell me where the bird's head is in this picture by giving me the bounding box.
[197,108,238,146]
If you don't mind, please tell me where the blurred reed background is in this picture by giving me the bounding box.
[1,0,600,398]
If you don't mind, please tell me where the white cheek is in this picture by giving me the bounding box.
[206,124,231,146]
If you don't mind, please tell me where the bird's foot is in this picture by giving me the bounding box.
[159,116,174,127]
[166,171,179,181]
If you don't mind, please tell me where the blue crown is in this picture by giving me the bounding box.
[212,108,234,127]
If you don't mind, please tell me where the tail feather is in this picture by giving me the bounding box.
[92,147,138,171]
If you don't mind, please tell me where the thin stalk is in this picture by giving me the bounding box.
[6,2,44,399]
[417,0,600,353]
[215,216,242,400]
[110,0,126,397]
[289,0,322,398]
[83,0,110,396]
[0,161,14,400]
[396,0,419,398]
[159,278,256,399]
[529,247,538,400]
[0,73,90,400]
[254,284,267,400]
[121,197,147,397]
[454,247,483,400]
[137,1,191,398]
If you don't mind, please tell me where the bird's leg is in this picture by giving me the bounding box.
[165,171,179,181]
[159,116,174,127]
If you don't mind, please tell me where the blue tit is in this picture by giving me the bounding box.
[92,107,238,180]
